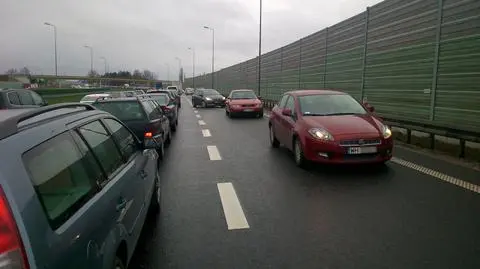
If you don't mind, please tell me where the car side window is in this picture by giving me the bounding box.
[78,120,124,184]
[103,118,138,161]
[7,92,20,105]
[142,101,154,116]
[18,91,34,105]
[285,96,295,112]
[23,132,99,229]
[31,91,45,105]
[278,95,289,108]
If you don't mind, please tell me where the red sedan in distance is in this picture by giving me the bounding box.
[268,90,393,167]
[225,89,264,118]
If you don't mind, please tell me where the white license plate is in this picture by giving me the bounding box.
[348,146,377,154]
[243,109,254,112]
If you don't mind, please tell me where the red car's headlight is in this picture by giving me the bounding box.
[308,128,334,141]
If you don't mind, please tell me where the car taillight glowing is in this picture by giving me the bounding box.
[144,132,153,138]
[0,187,29,269]
[161,106,170,112]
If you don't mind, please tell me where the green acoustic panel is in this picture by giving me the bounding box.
[187,0,479,134]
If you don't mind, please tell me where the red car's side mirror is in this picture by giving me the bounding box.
[282,108,292,116]
[363,102,375,113]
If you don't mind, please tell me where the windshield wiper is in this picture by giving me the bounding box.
[323,112,363,116]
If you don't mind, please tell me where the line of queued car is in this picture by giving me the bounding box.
[190,86,393,167]
[0,87,183,269]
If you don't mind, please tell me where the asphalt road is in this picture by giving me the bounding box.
[129,96,480,269]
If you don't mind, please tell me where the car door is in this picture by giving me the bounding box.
[141,100,163,146]
[22,131,107,269]
[277,95,297,147]
[78,120,145,240]
[271,94,289,142]
[102,118,152,244]
[150,100,169,135]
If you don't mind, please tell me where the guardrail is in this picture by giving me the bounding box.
[261,99,480,159]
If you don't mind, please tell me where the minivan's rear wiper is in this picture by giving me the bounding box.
[303,112,363,116]
[323,112,362,116]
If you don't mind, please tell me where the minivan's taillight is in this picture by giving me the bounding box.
[0,187,29,269]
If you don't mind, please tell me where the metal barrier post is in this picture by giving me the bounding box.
[360,8,370,100]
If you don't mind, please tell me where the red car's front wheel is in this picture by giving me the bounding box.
[293,138,307,168]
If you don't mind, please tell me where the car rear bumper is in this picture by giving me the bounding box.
[302,137,393,164]
[205,100,225,107]
[229,107,263,114]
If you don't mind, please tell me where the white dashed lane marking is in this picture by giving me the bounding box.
[391,157,480,194]
[194,110,198,114]
[196,114,201,118]
[217,182,250,230]
[202,129,211,137]
[207,145,222,160]
[198,120,206,126]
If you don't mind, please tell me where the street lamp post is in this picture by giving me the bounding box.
[175,57,182,82]
[258,0,263,96]
[188,47,196,89]
[83,45,94,73]
[100,57,107,74]
[44,22,58,77]
[165,63,170,81]
[203,26,215,89]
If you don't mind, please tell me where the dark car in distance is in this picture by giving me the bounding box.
[92,96,171,159]
[147,89,181,109]
[269,90,393,167]
[192,89,226,108]
[147,93,179,132]
[0,88,48,109]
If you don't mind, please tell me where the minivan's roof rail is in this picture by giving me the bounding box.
[0,103,96,140]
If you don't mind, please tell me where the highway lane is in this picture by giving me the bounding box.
[129,97,480,269]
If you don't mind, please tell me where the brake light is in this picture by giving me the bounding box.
[161,105,170,112]
[0,187,29,269]
[144,132,153,138]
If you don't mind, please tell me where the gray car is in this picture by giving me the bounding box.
[0,103,160,269]
[0,88,48,109]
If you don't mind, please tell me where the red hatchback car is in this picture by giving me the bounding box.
[268,90,393,167]
[225,89,263,118]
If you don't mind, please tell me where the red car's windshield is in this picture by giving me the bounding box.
[231,91,257,100]
[299,94,367,116]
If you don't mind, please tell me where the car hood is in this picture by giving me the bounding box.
[303,114,383,135]
[229,99,260,105]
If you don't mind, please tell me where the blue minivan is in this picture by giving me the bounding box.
[0,103,160,269]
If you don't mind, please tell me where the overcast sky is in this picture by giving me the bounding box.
[1,0,382,79]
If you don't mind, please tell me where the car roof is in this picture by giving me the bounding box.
[83,93,110,97]
[231,89,254,92]
[94,97,140,103]
[0,109,34,121]
[0,103,108,141]
[285,89,347,96]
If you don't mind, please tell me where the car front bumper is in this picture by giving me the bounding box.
[302,136,393,164]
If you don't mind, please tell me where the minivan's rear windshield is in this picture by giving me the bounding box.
[149,94,169,105]
[93,101,145,121]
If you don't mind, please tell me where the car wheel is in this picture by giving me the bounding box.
[269,124,280,148]
[171,124,177,132]
[165,131,172,146]
[201,101,207,108]
[149,170,160,214]
[257,111,264,118]
[225,109,229,116]
[293,138,307,168]
[175,119,178,126]
[113,257,126,269]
